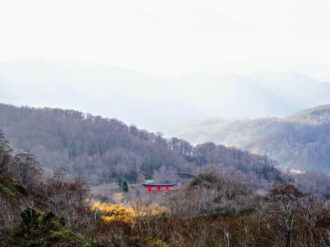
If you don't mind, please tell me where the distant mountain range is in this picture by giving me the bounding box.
[177,105,330,174]
[1,60,330,135]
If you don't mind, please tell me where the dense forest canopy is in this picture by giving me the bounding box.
[0,103,282,186]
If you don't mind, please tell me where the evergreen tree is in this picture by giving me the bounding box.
[122,180,128,192]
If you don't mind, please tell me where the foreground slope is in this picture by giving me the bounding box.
[1,130,329,247]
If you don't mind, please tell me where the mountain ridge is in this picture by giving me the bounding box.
[177,105,330,173]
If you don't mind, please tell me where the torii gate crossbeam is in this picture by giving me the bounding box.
[142,184,176,196]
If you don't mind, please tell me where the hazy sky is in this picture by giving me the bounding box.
[1,0,330,134]
[1,0,330,80]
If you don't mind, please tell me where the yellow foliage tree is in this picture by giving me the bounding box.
[91,202,167,225]
[91,202,135,224]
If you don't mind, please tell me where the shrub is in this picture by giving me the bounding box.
[2,208,97,247]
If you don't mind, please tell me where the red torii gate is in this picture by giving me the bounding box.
[142,183,176,196]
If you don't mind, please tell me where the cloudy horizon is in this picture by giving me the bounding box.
[0,60,329,136]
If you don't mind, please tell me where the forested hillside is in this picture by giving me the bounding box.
[0,131,329,246]
[0,103,282,186]
[177,105,330,174]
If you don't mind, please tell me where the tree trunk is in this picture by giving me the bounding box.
[285,229,291,247]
